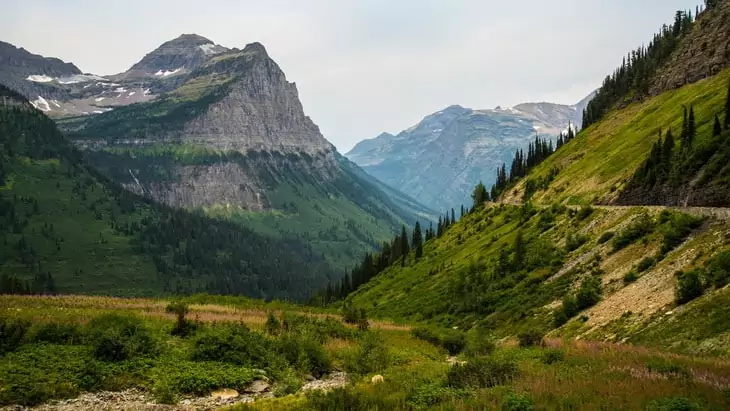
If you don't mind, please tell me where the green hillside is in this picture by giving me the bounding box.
[502,68,730,205]
[0,86,335,299]
[347,202,730,354]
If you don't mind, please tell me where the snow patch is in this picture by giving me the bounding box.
[58,74,106,84]
[143,89,151,95]
[95,97,106,102]
[114,87,127,93]
[31,96,52,112]
[51,100,61,108]
[128,92,136,97]
[26,75,54,83]
[154,68,183,77]
[93,110,104,114]
[199,44,222,55]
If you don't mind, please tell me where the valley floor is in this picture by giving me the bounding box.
[1,295,729,410]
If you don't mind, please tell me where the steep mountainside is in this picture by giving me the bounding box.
[349,203,730,356]
[0,85,335,299]
[500,1,730,207]
[65,40,432,269]
[346,97,590,211]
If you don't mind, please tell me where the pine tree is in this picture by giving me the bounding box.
[714,114,722,137]
[412,222,423,259]
[512,230,526,271]
[681,106,689,142]
[687,105,696,147]
[725,80,730,130]
[662,129,675,162]
[400,225,409,266]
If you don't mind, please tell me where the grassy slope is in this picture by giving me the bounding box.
[3,295,730,410]
[502,68,730,205]
[349,203,730,352]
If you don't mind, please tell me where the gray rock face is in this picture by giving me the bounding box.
[347,96,594,211]
[182,44,335,158]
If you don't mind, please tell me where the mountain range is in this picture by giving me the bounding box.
[346,93,594,211]
[0,34,435,297]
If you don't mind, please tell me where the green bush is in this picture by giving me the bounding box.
[623,270,639,284]
[346,332,389,375]
[553,295,579,328]
[637,257,655,273]
[502,393,534,411]
[465,328,496,357]
[299,386,406,410]
[446,357,519,389]
[411,326,440,346]
[576,206,594,221]
[565,233,589,252]
[646,360,690,379]
[411,326,466,355]
[265,311,281,336]
[278,334,332,378]
[28,322,83,345]
[166,301,196,337]
[706,250,730,288]
[576,276,601,310]
[191,323,278,369]
[542,349,564,365]
[86,314,158,362]
[152,360,258,396]
[517,328,544,347]
[597,231,615,244]
[0,317,31,355]
[659,213,704,256]
[675,270,704,305]
[281,312,354,343]
[407,383,470,408]
[612,214,654,252]
[646,397,700,411]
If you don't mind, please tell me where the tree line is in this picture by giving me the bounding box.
[582,8,697,129]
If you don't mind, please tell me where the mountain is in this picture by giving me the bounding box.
[61,37,433,270]
[0,84,337,299]
[346,97,591,211]
[502,1,730,207]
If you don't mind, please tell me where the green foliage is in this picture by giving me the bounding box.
[86,314,158,362]
[265,311,281,336]
[675,270,704,305]
[446,356,519,389]
[637,257,656,273]
[28,322,83,345]
[646,397,701,411]
[705,250,730,288]
[407,383,471,408]
[623,270,639,284]
[646,359,691,379]
[191,323,277,369]
[346,332,390,375]
[659,212,704,256]
[152,360,258,396]
[411,326,467,355]
[565,233,589,252]
[597,231,615,244]
[612,214,655,252]
[576,276,602,310]
[166,301,196,337]
[297,386,406,411]
[576,206,594,221]
[0,317,30,355]
[517,328,545,347]
[502,393,534,411]
[541,349,565,365]
[465,327,496,357]
[277,334,332,378]
[280,312,354,343]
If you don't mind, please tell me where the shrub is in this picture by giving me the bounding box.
[542,349,564,365]
[465,328,496,357]
[646,360,690,379]
[706,250,730,288]
[86,314,158,362]
[411,326,466,355]
[553,295,578,328]
[446,357,519,389]
[278,334,332,378]
[646,397,700,411]
[576,276,601,310]
[597,231,615,244]
[517,328,544,347]
[623,270,639,284]
[28,322,83,345]
[301,386,405,410]
[408,383,470,408]
[659,213,704,256]
[637,257,655,273]
[166,301,196,337]
[265,312,281,336]
[0,317,31,355]
[675,270,704,305]
[152,360,258,396]
[612,214,654,252]
[502,393,534,411]
[281,313,354,343]
[411,326,440,346]
[342,300,361,324]
[576,206,594,221]
[346,332,389,375]
[191,323,278,369]
[565,233,589,252]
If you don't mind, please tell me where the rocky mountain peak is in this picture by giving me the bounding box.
[128,33,229,75]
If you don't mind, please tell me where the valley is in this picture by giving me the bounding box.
[1,0,730,410]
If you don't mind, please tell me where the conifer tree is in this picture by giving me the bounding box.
[714,114,722,137]
[687,105,696,147]
[725,80,730,130]
[400,225,409,266]
[412,222,423,259]
[662,129,675,162]
[451,208,456,224]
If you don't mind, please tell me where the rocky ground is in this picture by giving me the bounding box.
[0,373,349,411]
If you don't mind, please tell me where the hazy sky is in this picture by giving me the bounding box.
[1,0,698,152]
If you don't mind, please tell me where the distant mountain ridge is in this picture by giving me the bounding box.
[346,94,594,210]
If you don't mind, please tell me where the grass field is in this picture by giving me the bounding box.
[1,294,729,410]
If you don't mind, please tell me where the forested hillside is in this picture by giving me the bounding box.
[0,85,335,299]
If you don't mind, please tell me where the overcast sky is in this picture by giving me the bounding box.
[1,0,699,152]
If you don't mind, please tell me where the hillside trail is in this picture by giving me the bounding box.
[495,202,730,221]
